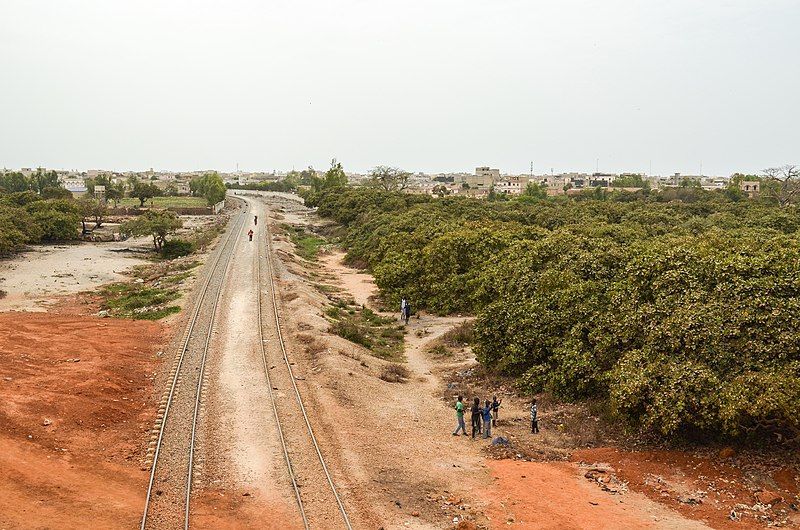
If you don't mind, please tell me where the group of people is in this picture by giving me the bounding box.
[452,396,539,438]
[247,215,258,241]
[452,396,502,439]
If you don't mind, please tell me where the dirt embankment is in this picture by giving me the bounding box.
[0,311,166,529]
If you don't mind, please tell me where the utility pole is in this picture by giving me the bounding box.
[530,161,534,178]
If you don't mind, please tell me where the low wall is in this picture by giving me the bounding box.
[108,205,218,216]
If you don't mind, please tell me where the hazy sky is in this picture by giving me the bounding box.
[1,0,798,176]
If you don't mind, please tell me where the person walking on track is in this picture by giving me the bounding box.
[248,229,254,241]
[254,215,258,225]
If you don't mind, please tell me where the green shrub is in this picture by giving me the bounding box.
[312,186,800,443]
[161,239,195,259]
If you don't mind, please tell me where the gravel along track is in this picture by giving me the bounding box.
[255,197,353,530]
[141,205,248,530]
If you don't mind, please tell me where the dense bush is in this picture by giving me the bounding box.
[0,190,81,254]
[160,238,195,259]
[308,186,800,443]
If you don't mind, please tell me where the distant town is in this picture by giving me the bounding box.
[3,165,762,199]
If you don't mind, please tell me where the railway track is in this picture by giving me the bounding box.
[255,199,353,530]
[140,195,352,529]
[140,203,247,530]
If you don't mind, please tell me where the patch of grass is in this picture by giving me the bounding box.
[380,363,410,383]
[118,196,208,208]
[101,283,181,318]
[0,289,6,299]
[159,271,192,285]
[330,319,373,349]
[325,304,404,361]
[99,259,197,320]
[441,320,474,347]
[428,343,452,358]
[282,224,327,261]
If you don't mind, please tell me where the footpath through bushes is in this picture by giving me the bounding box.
[303,186,800,444]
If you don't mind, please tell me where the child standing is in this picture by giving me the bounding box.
[491,396,502,427]
[470,397,482,438]
[482,400,493,439]
[452,396,467,436]
[530,399,539,434]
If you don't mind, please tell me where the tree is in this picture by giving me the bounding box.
[40,186,73,199]
[323,159,348,189]
[78,198,108,231]
[105,182,124,208]
[190,172,226,206]
[121,209,183,250]
[762,165,799,207]
[369,166,410,191]
[432,184,450,198]
[29,169,60,195]
[522,181,548,200]
[0,172,31,193]
[132,180,161,207]
[24,199,81,240]
[611,174,650,189]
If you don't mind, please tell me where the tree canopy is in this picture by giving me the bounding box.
[306,186,800,444]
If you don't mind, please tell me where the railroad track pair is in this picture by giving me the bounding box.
[140,199,351,529]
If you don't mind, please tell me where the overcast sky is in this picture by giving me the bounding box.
[1,0,798,176]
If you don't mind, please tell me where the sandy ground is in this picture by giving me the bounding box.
[0,241,149,312]
[0,312,166,529]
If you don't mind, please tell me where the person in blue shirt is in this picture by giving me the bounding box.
[482,400,493,439]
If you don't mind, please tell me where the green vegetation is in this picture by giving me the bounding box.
[99,260,200,320]
[282,224,327,261]
[190,172,227,206]
[118,196,207,208]
[0,190,81,254]
[326,302,405,360]
[121,210,183,251]
[305,185,800,444]
[100,283,181,320]
[160,238,195,259]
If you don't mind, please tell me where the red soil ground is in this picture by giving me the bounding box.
[0,312,165,529]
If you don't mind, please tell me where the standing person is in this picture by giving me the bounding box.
[470,397,482,438]
[482,400,493,439]
[254,215,258,225]
[452,396,467,436]
[247,229,254,241]
[404,301,412,325]
[400,298,407,322]
[530,399,539,434]
[491,396,502,427]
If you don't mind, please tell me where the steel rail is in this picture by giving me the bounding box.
[254,218,310,529]
[260,201,354,530]
[183,207,247,529]
[140,202,247,530]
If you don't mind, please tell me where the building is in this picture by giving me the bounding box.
[740,180,760,197]
[495,175,530,195]
[464,167,500,189]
